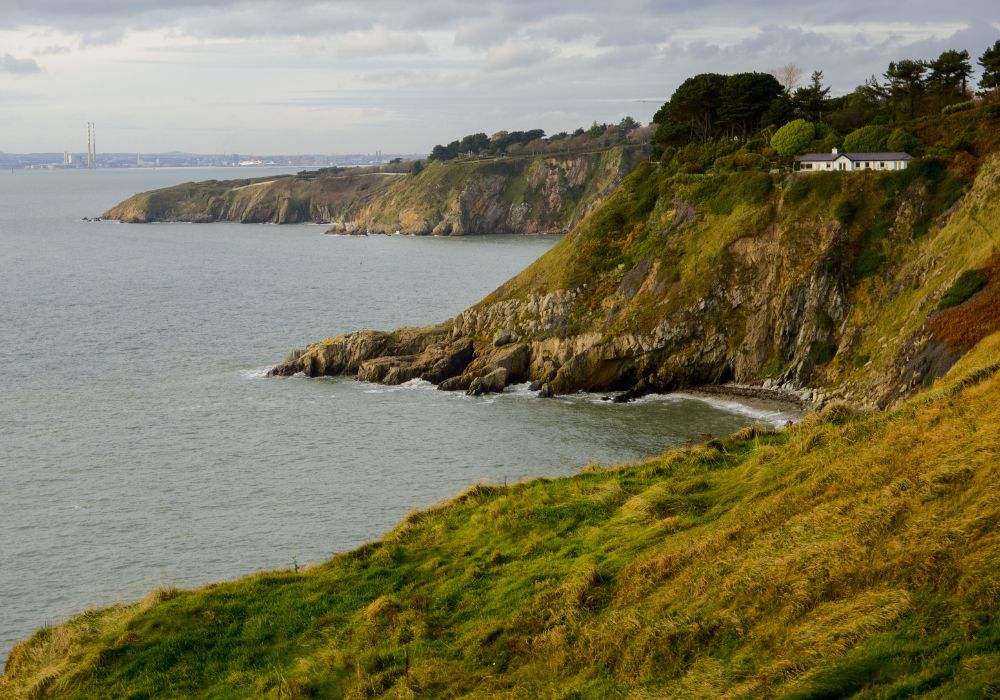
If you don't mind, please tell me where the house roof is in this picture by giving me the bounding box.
[794,152,913,162]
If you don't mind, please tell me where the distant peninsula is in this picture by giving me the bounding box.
[103,123,652,236]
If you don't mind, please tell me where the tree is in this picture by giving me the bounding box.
[618,116,640,132]
[428,143,456,161]
[793,71,831,122]
[884,59,927,119]
[770,118,815,156]
[927,49,972,95]
[842,124,890,152]
[979,40,1000,97]
[771,63,805,93]
[664,73,728,141]
[458,132,490,155]
[718,72,784,137]
[761,93,795,128]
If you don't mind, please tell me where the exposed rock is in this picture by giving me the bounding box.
[268,155,1000,406]
[268,326,450,378]
[467,368,508,396]
[493,329,517,347]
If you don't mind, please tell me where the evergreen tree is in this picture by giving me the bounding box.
[664,73,728,141]
[884,60,927,119]
[718,72,784,137]
[793,71,831,122]
[927,49,973,95]
[979,40,1000,97]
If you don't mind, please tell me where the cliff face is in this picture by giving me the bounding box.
[103,172,402,224]
[271,150,1000,409]
[341,147,644,235]
[102,147,647,234]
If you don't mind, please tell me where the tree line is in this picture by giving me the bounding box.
[651,40,1000,160]
[427,117,649,162]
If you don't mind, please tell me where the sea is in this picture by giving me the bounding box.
[0,167,798,665]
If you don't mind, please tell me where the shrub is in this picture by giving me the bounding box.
[886,128,920,153]
[843,124,890,153]
[733,152,767,171]
[783,177,811,204]
[834,197,860,227]
[938,269,988,310]
[942,100,974,115]
[771,119,815,156]
[926,142,952,158]
[810,341,837,365]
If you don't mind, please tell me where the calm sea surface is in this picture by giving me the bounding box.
[0,167,796,664]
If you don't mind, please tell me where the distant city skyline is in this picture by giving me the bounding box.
[1,1,997,153]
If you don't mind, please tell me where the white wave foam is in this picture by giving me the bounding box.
[239,366,273,379]
[360,378,436,394]
[670,392,800,426]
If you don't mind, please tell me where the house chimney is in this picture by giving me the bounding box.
[832,147,839,155]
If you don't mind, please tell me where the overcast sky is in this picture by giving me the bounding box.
[1,1,997,154]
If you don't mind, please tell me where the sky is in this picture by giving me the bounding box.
[1,1,998,154]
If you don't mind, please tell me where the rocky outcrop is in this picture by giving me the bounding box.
[268,326,451,378]
[270,153,1000,406]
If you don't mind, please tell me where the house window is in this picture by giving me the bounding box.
[880,162,885,169]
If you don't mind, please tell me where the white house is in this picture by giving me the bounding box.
[794,149,913,173]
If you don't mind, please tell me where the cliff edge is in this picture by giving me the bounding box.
[271,141,1000,410]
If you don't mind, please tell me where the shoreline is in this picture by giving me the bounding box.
[681,384,811,422]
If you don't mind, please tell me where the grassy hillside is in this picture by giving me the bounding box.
[5,329,999,698]
[451,106,1000,402]
[103,171,402,224]
[354,147,643,235]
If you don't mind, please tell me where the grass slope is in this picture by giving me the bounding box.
[5,329,1000,698]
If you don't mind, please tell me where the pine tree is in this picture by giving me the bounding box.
[979,40,1000,97]
[792,70,831,122]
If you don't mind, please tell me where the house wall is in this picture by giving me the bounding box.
[796,157,910,173]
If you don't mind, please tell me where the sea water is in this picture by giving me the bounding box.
[0,168,797,664]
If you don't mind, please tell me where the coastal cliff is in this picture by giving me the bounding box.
[102,146,647,234]
[270,138,1000,409]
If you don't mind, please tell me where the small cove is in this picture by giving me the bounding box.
[0,168,798,663]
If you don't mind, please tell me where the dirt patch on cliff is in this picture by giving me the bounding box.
[926,254,1000,353]
[895,255,1000,399]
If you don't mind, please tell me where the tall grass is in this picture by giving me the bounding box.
[5,332,1000,699]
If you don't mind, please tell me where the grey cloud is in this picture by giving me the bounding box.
[3,0,996,49]
[483,44,555,72]
[33,44,71,55]
[0,54,41,75]
[79,28,126,47]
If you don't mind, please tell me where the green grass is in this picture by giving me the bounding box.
[5,332,1000,699]
[938,269,988,310]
